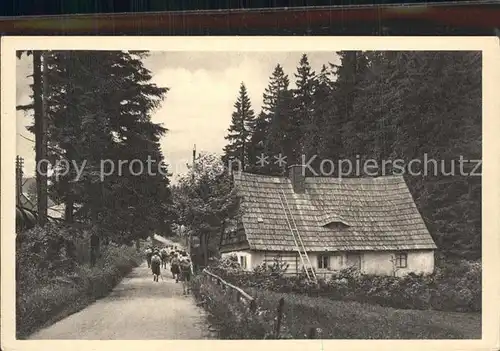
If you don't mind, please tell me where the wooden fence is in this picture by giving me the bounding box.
[202,269,257,312]
[202,269,320,339]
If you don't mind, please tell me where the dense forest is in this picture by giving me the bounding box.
[221,51,482,260]
[17,50,175,248]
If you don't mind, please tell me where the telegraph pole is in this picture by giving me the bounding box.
[16,156,24,206]
[191,144,196,181]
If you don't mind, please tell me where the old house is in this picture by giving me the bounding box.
[219,165,437,278]
[19,177,66,219]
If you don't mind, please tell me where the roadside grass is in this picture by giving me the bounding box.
[16,241,144,339]
[191,274,481,339]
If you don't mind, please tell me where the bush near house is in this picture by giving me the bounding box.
[208,255,481,313]
[16,224,144,339]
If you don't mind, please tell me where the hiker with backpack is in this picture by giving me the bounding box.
[144,246,153,268]
[178,255,193,295]
[151,249,162,282]
[170,253,181,282]
[160,247,169,269]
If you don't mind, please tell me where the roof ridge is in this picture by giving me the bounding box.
[236,171,405,180]
[237,171,283,178]
[313,174,404,179]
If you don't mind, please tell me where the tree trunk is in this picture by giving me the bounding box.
[89,182,101,267]
[202,232,210,267]
[65,197,74,222]
[199,232,205,267]
[219,220,226,248]
[33,50,48,226]
[90,232,100,267]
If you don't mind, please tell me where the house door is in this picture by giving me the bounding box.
[346,253,361,270]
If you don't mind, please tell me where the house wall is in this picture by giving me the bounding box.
[221,250,253,271]
[314,250,435,277]
[362,250,435,277]
[309,252,343,280]
[222,249,435,277]
[261,251,300,274]
[221,250,300,274]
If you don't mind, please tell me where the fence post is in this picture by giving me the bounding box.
[249,299,256,313]
[274,297,285,339]
[308,327,317,339]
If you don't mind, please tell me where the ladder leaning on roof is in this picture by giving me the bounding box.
[278,188,318,284]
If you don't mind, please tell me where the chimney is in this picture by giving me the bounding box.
[288,164,306,194]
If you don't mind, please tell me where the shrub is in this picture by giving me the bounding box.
[205,257,481,313]
[192,271,480,339]
[16,224,144,339]
[253,256,290,277]
[190,274,278,339]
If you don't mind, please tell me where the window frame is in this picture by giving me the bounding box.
[240,255,247,269]
[395,252,408,268]
[317,254,330,270]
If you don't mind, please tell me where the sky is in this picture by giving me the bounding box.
[16,51,338,183]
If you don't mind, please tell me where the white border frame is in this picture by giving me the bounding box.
[2,36,499,351]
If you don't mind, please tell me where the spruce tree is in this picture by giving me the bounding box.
[248,64,291,175]
[222,82,255,171]
[311,64,334,172]
[330,51,369,163]
[291,54,316,165]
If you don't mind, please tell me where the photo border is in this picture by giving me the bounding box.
[2,36,499,351]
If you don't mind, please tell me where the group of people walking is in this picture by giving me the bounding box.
[144,244,193,295]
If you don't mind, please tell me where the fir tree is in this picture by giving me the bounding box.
[246,65,291,174]
[291,54,316,165]
[330,51,369,163]
[310,64,334,172]
[222,82,255,171]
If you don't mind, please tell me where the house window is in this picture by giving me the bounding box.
[317,255,330,269]
[240,255,247,269]
[395,253,408,268]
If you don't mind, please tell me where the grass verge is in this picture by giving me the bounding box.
[191,273,481,339]
[247,288,481,339]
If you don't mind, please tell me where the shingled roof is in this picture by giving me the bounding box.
[220,169,437,252]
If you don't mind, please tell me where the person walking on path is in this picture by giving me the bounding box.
[170,253,181,282]
[151,250,162,282]
[179,256,193,295]
[160,247,169,269]
[145,246,153,268]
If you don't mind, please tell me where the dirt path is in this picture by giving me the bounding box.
[29,245,214,339]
